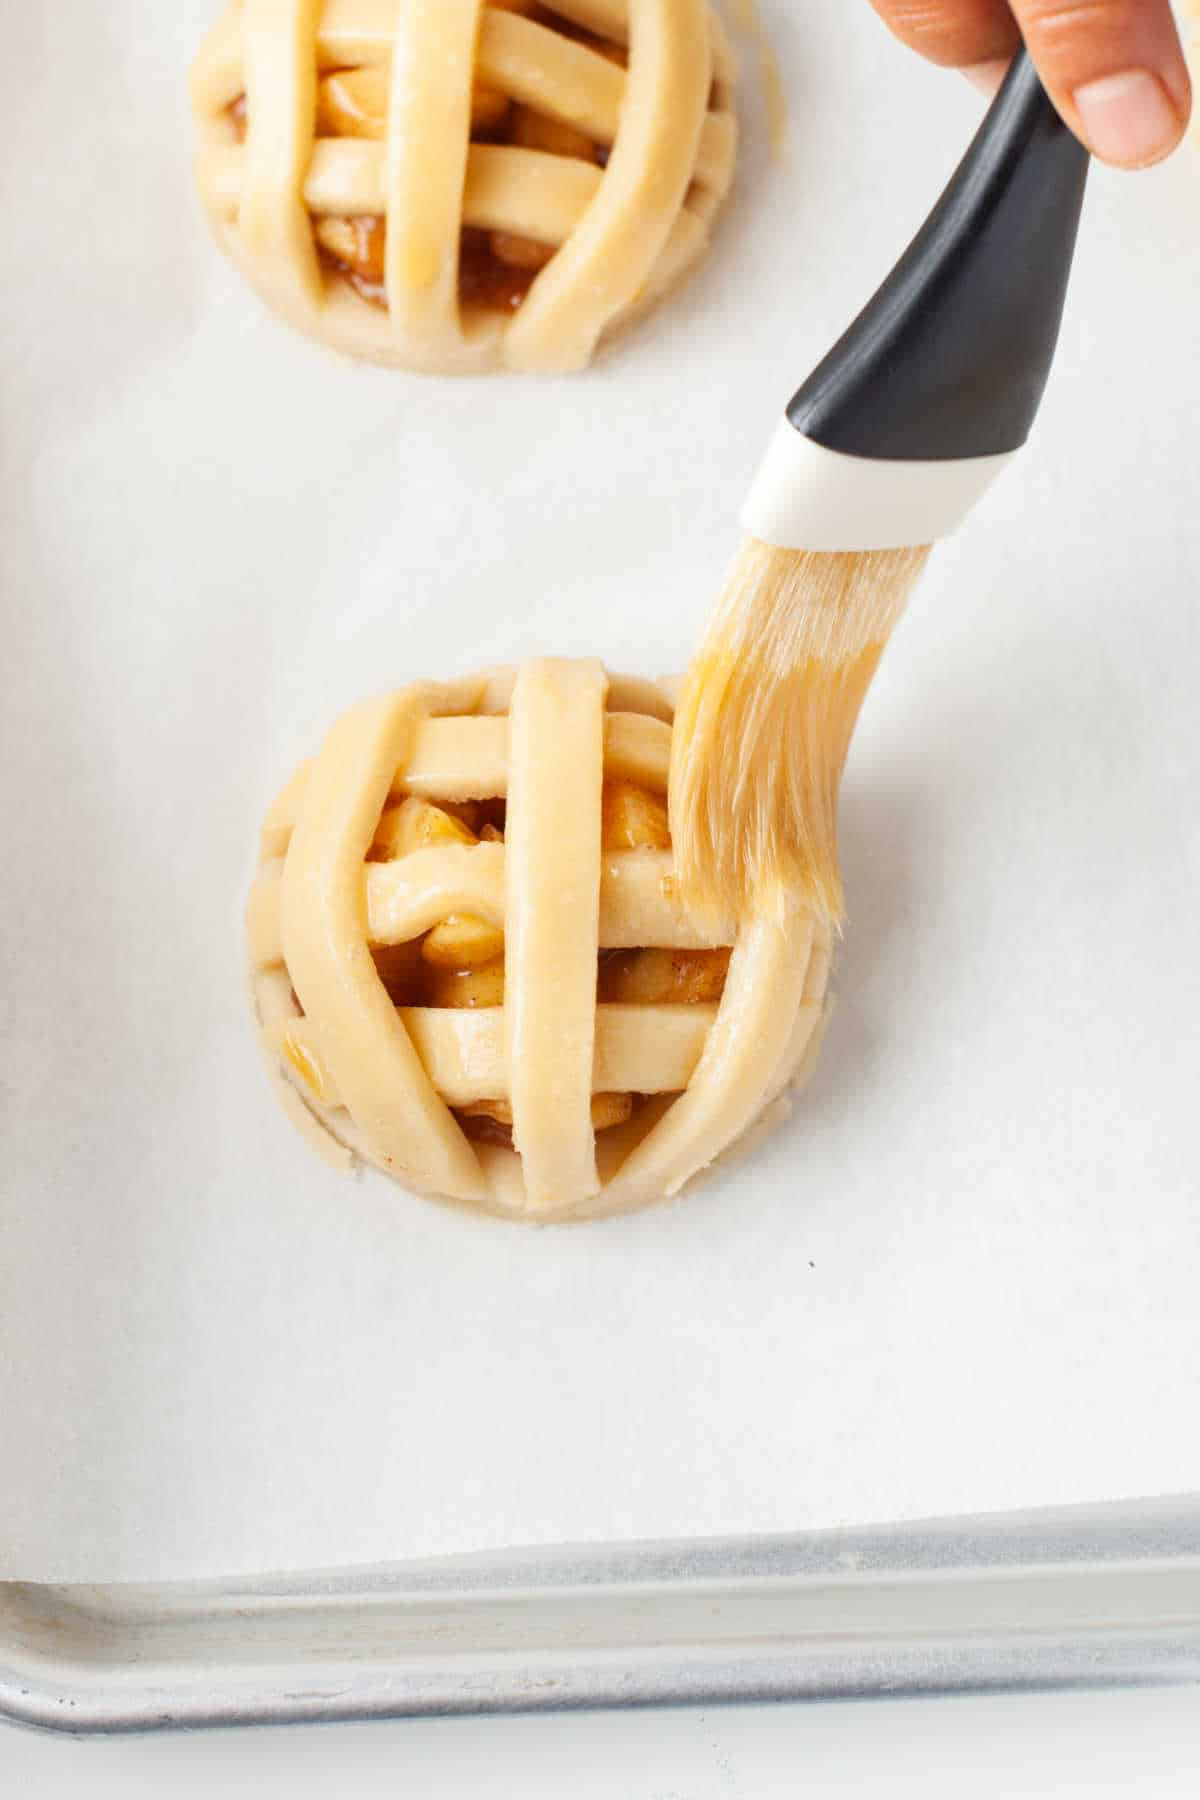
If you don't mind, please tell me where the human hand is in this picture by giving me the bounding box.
[868,0,1192,168]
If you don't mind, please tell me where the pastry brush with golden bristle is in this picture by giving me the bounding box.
[671,51,1090,928]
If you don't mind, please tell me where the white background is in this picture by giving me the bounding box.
[3,1687,1200,1797]
[1,0,1198,1600]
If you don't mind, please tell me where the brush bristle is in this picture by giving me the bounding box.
[669,539,930,927]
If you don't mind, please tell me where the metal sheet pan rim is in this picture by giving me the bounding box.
[4,1494,1200,1735]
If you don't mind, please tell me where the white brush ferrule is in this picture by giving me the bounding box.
[741,422,1016,552]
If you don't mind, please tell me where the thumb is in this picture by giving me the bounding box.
[1008,0,1191,167]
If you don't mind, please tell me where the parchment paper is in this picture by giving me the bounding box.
[1,0,1197,1583]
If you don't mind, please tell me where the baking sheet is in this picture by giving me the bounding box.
[2,0,1198,1585]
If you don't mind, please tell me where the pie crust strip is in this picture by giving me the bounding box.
[240,0,324,307]
[540,0,631,45]
[258,712,672,837]
[280,682,487,1201]
[365,847,728,952]
[383,0,486,355]
[250,844,732,968]
[503,659,607,1210]
[202,141,604,245]
[505,0,713,372]
[267,1003,717,1111]
[599,906,819,1209]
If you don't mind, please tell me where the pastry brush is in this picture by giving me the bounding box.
[670,50,1090,926]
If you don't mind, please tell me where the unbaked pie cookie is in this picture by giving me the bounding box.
[247,661,831,1221]
[191,0,738,373]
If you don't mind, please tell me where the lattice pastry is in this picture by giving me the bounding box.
[192,0,738,373]
[247,661,832,1221]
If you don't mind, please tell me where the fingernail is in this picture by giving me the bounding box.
[962,59,1010,100]
[1073,69,1180,167]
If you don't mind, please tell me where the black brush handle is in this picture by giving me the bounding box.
[787,52,1090,463]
